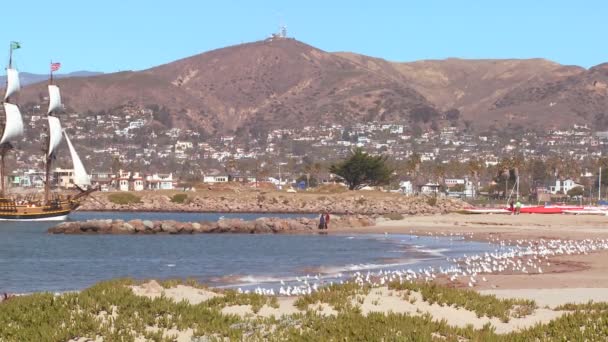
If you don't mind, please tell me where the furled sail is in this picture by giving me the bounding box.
[0,103,23,144]
[64,131,91,186]
[47,116,63,156]
[47,85,62,114]
[4,68,20,100]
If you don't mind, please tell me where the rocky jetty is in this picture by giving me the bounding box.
[47,216,375,235]
[80,191,465,215]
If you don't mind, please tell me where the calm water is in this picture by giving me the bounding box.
[0,212,494,293]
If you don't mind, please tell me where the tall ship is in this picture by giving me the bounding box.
[0,42,96,220]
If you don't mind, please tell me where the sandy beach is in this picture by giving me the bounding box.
[329,213,608,304]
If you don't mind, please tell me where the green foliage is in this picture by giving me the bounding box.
[567,186,584,197]
[383,212,404,220]
[108,193,142,205]
[555,300,608,311]
[388,281,536,322]
[329,148,394,190]
[294,282,370,312]
[450,183,466,192]
[170,193,189,204]
[4,279,608,341]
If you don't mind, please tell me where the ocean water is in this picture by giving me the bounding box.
[0,212,494,293]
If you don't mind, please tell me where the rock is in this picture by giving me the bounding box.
[161,221,178,234]
[143,220,154,229]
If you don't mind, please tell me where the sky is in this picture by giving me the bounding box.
[2,0,607,74]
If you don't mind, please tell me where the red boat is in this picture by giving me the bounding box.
[508,205,584,214]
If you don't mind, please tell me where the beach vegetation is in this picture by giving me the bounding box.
[3,279,608,341]
[388,281,536,322]
[170,193,189,203]
[329,148,393,190]
[108,193,142,205]
[383,212,404,220]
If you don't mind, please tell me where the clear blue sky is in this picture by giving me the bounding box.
[3,0,606,73]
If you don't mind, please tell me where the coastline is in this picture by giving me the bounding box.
[6,212,608,339]
[332,213,608,292]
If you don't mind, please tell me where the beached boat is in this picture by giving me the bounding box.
[507,205,584,214]
[563,209,608,215]
[0,44,96,221]
[463,208,511,214]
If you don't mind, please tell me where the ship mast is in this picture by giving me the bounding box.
[0,47,12,197]
[44,64,53,205]
[0,42,23,197]
[45,61,63,205]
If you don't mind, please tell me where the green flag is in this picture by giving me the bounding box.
[10,41,20,50]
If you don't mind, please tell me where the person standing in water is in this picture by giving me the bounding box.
[324,212,330,229]
[318,213,326,230]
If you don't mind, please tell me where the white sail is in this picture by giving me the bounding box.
[64,131,91,186]
[0,103,23,144]
[47,116,63,156]
[4,68,20,100]
[47,85,62,114]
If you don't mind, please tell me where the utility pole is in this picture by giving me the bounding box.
[599,167,602,202]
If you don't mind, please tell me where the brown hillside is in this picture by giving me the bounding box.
[18,38,607,132]
[20,39,432,134]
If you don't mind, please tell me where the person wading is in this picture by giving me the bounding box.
[318,213,326,230]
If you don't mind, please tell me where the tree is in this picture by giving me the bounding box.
[567,186,584,198]
[329,148,393,190]
[450,184,466,192]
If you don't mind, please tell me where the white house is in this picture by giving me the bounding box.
[444,178,465,188]
[117,170,144,191]
[54,168,75,189]
[399,180,413,195]
[550,179,583,195]
[420,182,441,195]
[146,173,174,190]
[203,175,228,184]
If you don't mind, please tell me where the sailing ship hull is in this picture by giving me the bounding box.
[0,200,76,221]
[0,211,70,221]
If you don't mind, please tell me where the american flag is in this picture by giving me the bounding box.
[50,62,61,72]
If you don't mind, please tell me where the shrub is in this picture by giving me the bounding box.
[426,196,437,206]
[170,193,189,204]
[383,213,404,220]
[108,193,142,205]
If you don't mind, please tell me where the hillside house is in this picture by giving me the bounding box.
[146,173,174,190]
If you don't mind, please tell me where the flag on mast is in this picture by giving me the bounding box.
[10,41,20,50]
[51,62,61,72]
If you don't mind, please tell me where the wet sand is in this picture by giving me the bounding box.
[333,213,608,292]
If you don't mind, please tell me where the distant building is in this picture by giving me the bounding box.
[54,168,76,189]
[203,175,228,184]
[91,171,114,191]
[146,173,174,190]
[399,180,413,195]
[550,179,583,195]
[117,170,144,191]
[420,182,441,195]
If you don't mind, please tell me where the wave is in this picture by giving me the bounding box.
[417,248,450,257]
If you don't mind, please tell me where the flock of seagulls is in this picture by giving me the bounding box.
[236,233,608,296]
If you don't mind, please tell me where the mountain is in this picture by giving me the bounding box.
[20,39,434,135]
[0,71,103,87]
[18,38,608,133]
